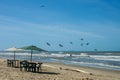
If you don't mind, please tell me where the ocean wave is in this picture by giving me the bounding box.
[1,52,120,70]
[72,53,90,57]
[91,55,120,61]
[60,60,120,70]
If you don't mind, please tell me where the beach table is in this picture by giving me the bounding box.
[20,61,42,72]
[12,60,20,68]
[28,62,37,72]
[7,59,20,68]
[20,60,29,71]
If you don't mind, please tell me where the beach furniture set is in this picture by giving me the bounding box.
[20,60,42,72]
[7,59,43,72]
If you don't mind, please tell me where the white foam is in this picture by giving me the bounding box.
[63,60,120,69]
[51,53,70,57]
[71,53,90,57]
[91,55,120,61]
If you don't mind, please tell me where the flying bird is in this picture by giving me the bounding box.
[59,44,63,47]
[70,42,73,44]
[94,49,98,51]
[80,38,84,41]
[40,5,45,7]
[81,43,83,46]
[46,42,51,46]
[86,42,90,45]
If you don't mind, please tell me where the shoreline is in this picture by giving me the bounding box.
[0,58,120,80]
[1,52,120,71]
[43,62,120,75]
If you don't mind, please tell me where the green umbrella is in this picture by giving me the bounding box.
[21,45,45,61]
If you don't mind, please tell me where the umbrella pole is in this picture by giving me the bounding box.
[14,51,15,60]
[30,50,33,62]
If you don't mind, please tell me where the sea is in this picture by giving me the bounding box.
[0,51,120,71]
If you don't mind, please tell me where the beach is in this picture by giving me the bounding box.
[0,58,120,80]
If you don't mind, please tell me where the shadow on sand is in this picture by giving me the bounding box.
[33,71,60,75]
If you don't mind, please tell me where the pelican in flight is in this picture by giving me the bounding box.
[59,44,63,47]
[46,42,51,46]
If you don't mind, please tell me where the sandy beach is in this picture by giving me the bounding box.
[0,58,120,80]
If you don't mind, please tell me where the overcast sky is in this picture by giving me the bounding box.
[0,0,120,51]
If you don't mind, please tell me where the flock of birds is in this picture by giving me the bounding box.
[45,38,98,51]
[46,38,89,47]
[39,4,97,51]
[46,38,90,48]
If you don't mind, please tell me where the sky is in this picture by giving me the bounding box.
[0,0,120,51]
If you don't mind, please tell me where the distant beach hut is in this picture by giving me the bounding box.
[6,47,24,60]
[21,45,45,61]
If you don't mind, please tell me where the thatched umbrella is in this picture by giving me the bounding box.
[21,45,45,61]
[6,47,24,60]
